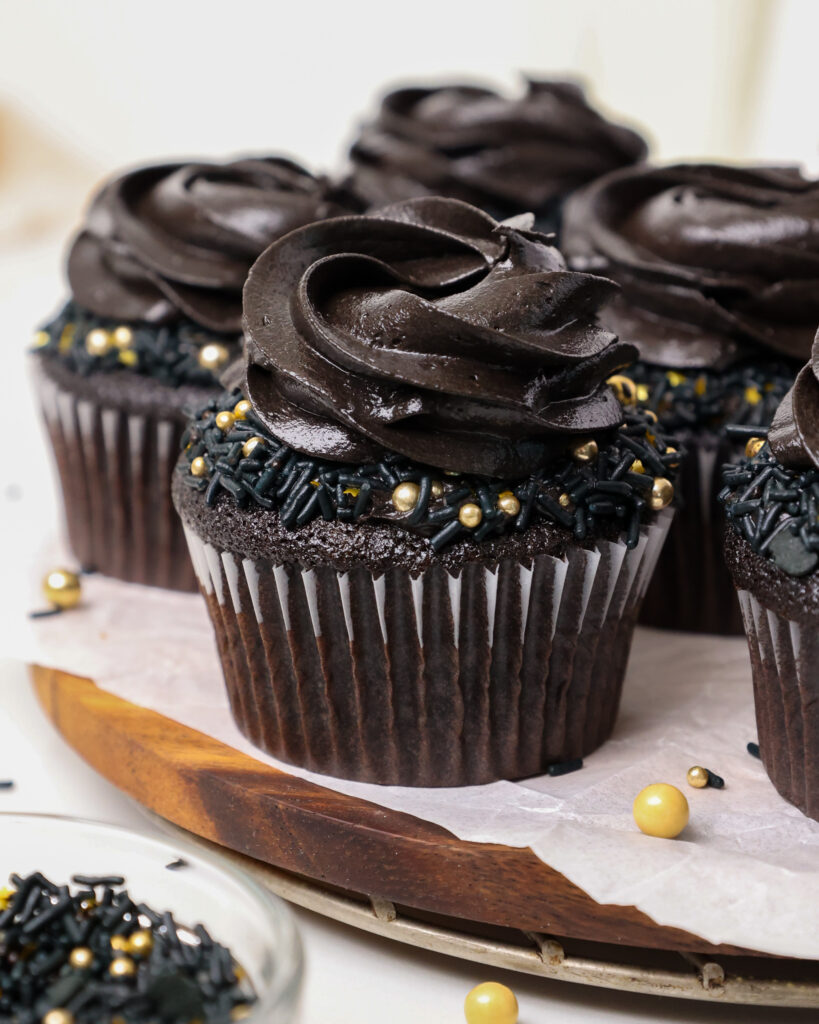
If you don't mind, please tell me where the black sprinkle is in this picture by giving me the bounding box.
[0,780,14,790]
[706,769,725,789]
[28,608,63,620]
[547,758,583,777]
[747,742,761,759]
[165,859,189,871]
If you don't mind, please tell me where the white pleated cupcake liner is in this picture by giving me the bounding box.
[181,509,672,786]
[737,590,819,821]
[640,434,744,634]
[35,366,197,591]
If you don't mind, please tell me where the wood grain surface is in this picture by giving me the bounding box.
[31,665,756,957]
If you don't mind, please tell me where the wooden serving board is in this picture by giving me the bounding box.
[32,665,753,959]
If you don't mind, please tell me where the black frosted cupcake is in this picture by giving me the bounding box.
[173,197,678,786]
[33,157,352,591]
[721,329,819,821]
[345,80,647,232]
[563,163,819,633]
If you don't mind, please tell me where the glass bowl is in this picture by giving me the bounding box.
[0,812,303,1023]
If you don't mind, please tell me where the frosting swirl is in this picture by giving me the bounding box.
[242,196,635,478]
[563,163,819,369]
[346,80,647,219]
[67,157,352,334]
[769,327,819,469]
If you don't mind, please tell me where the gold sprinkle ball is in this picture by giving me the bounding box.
[687,765,710,789]
[33,330,50,348]
[666,370,687,387]
[650,477,674,511]
[242,437,264,458]
[59,323,76,353]
[233,399,252,420]
[118,349,138,367]
[0,886,15,910]
[607,374,637,405]
[558,493,571,509]
[569,439,598,463]
[745,436,766,458]
[190,456,208,478]
[197,342,230,372]
[459,502,482,528]
[68,946,94,969]
[109,935,130,952]
[392,481,420,512]
[464,981,519,1024]
[664,445,680,466]
[636,383,650,403]
[497,491,520,517]
[109,956,136,978]
[42,568,81,610]
[343,486,360,497]
[111,325,134,349]
[431,480,444,499]
[42,1011,74,1024]
[633,783,689,839]
[745,385,762,406]
[230,1007,252,1022]
[215,410,236,433]
[631,459,645,475]
[84,328,113,357]
[128,929,153,957]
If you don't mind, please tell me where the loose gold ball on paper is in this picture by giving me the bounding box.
[392,481,420,512]
[197,342,230,372]
[650,477,674,511]
[464,981,519,1024]
[569,439,598,463]
[687,766,710,789]
[633,783,689,839]
[42,569,81,610]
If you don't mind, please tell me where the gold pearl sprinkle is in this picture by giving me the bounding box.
[650,477,674,511]
[497,491,521,517]
[59,323,76,353]
[569,439,598,463]
[431,481,444,499]
[558,493,571,509]
[42,569,81,610]
[458,502,482,529]
[242,436,264,458]
[190,456,208,478]
[33,330,50,348]
[233,399,252,420]
[687,766,709,789]
[128,929,153,957]
[112,325,134,349]
[215,410,236,432]
[695,375,708,397]
[110,935,130,952]
[85,328,113,357]
[197,342,230,372]
[745,385,762,406]
[0,886,15,910]
[745,436,766,458]
[392,481,420,512]
[42,1010,74,1024]
[109,957,136,978]
[664,445,680,466]
[343,486,360,497]
[118,349,138,367]
[230,1008,252,1022]
[631,459,645,474]
[68,947,94,969]
[607,374,637,405]
[636,384,650,403]
[666,370,687,387]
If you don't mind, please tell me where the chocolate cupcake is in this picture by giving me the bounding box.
[345,80,647,232]
[33,157,352,590]
[173,197,678,786]
[721,329,819,821]
[563,163,819,633]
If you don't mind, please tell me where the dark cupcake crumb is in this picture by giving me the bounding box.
[177,390,683,552]
[720,438,819,577]
[0,871,255,1023]
[33,302,236,389]
[631,360,796,433]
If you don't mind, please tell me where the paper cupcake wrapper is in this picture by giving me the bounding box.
[36,368,197,592]
[182,510,672,786]
[640,433,743,635]
[737,590,819,821]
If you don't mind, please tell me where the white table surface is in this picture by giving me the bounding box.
[3,235,817,1024]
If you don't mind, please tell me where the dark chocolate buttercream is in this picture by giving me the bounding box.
[346,80,647,218]
[563,164,819,369]
[242,196,635,478]
[770,327,819,468]
[68,157,352,334]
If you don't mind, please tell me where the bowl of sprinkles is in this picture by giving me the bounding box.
[0,814,303,1024]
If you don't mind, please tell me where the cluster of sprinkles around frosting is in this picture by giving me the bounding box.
[34,302,234,388]
[178,386,680,552]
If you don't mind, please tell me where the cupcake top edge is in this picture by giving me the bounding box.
[562,162,819,371]
[344,78,648,218]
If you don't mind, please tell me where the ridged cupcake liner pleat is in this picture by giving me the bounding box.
[36,368,197,592]
[182,510,672,787]
[737,591,819,821]
[640,432,744,635]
